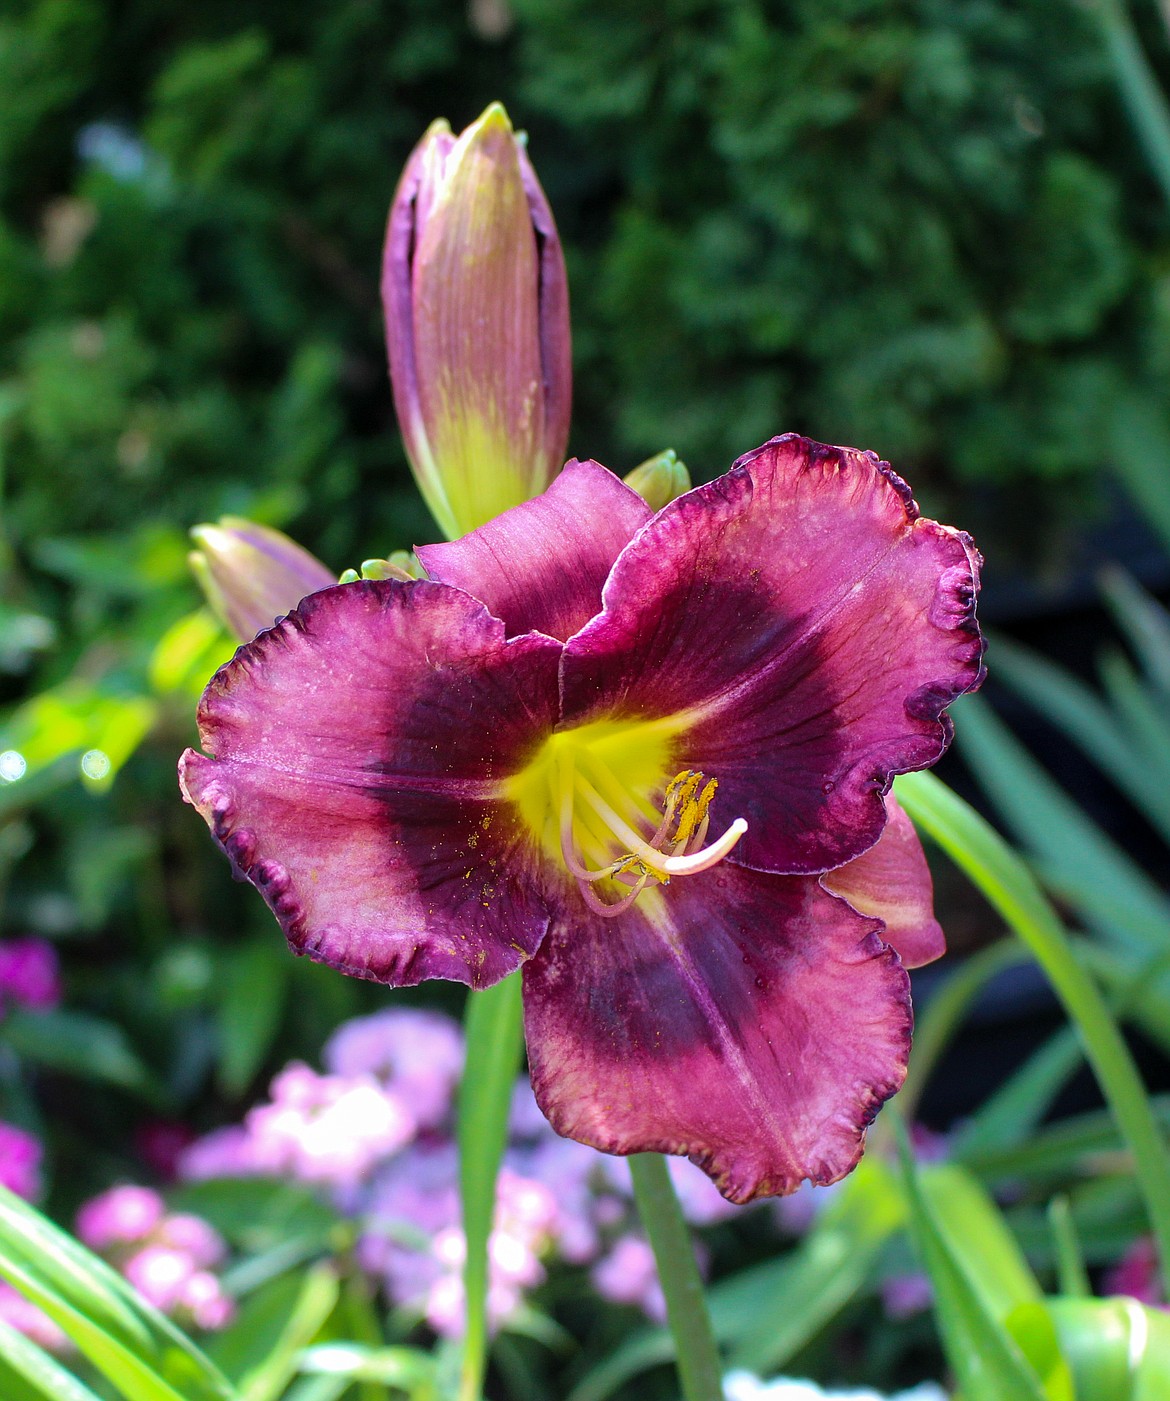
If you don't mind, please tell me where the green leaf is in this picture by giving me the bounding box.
[299,1343,438,1396]
[564,1331,674,1401]
[216,940,289,1097]
[208,1264,338,1400]
[955,696,1170,953]
[0,1315,103,1401]
[894,1120,1057,1401]
[1050,1296,1170,1399]
[953,1027,1083,1160]
[918,1164,1043,1315]
[895,770,1170,1301]
[149,608,234,699]
[0,1008,155,1095]
[989,633,1170,842]
[725,1156,905,1372]
[1098,566,1170,695]
[0,1187,235,1401]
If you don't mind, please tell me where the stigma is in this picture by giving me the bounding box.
[556,756,748,918]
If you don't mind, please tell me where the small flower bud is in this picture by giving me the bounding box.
[383,103,571,540]
[189,517,335,643]
[622,451,691,512]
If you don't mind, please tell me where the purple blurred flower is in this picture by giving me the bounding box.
[76,1185,164,1249]
[0,1122,42,1201]
[323,1008,464,1131]
[178,1125,259,1182]
[181,435,982,1202]
[591,1235,666,1322]
[881,1271,934,1320]
[358,1143,557,1338]
[135,1120,195,1180]
[0,939,60,1012]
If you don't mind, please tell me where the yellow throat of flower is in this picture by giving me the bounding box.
[508,717,747,917]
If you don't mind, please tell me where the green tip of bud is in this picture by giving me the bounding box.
[475,101,513,134]
[339,552,424,584]
[623,451,692,512]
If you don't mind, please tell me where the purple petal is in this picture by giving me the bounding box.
[416,459,650,640]
[821,797,944,969]
[179,581,562,988]
[524,864,910,1202]
[560,435,984,874]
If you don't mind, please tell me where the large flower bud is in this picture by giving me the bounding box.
[189,518,335,643]
[383,103,571,540]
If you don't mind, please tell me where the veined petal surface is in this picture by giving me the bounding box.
[560,435,984,875]
[523,865,911,1202]
[179,581,561,988]
[822,797,945,969]
[416,459,650,641]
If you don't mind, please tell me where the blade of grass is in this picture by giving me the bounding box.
[899,940,1027,1123]
[1048,1197,1091,1297]
[0,1187,235,1401]
[0,1316,103,1401]
[896,769,1170,1285]
[989,634,1170,842]
[955,696,1170,950]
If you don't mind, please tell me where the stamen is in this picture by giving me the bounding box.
[554,753,748,916]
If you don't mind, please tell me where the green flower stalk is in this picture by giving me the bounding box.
[383,103,572,540]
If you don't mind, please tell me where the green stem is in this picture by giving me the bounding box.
[628,1153,723,1401]
[896,769,1170,1280]
[457,973,525,1401]
[1048,1196,1091,1298]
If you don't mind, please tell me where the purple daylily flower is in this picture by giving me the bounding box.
[179,434,984,1202]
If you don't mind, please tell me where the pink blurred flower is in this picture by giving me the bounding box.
[76,1185,164,1249]
[181,1062,416,1192]
[1105,1236,1164,1307]
[0,1122,42,1201]
[324,1008,464,1131]
[124,1245,195,1313]
[181,1270,235,1330]
[0,939,60,1012]
[157,1213,225,1269]
[178,1125,259,1181]
[247,1063,415,1188]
